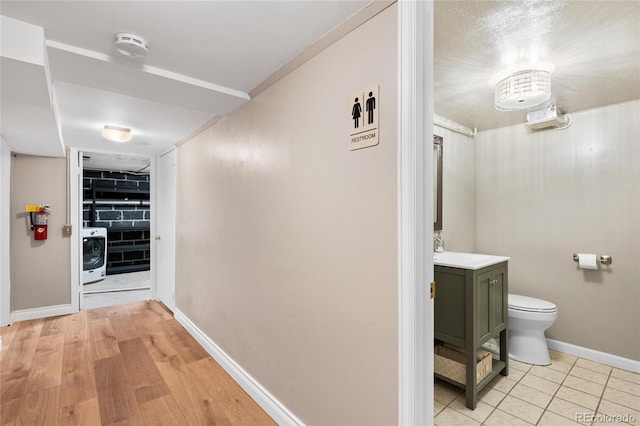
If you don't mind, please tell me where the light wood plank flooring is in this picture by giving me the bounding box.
[0,301,276,426]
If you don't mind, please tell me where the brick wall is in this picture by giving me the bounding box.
[83,170,150,229]
[105,229,151,275]
[83,169,151,274]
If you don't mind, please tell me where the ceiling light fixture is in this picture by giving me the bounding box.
[114,33,148,57]
[495,69,551,111]
[102,125,132,143]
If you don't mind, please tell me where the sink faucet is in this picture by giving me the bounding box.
[434,231,444,253]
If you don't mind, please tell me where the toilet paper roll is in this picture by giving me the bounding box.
[578,253,598,270]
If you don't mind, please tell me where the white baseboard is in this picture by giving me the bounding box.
[174,309,304,426]
[547,339,640,373]
[12,304,78,322]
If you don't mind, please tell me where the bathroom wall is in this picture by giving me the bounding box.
[476,100,640,361]
[176,5,398,425]
[10,154,71,310]
[436,124,476,253]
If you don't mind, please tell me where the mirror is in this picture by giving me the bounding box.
[434,135,443,231]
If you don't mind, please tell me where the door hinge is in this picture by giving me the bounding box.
[430,282,436,299]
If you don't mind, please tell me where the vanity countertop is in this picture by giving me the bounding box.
[433,251,509,270]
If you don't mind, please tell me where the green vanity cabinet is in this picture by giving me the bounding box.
[475,265,507,343]
[434,261,509,409]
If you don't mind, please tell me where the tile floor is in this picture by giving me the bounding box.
[435,350,640,425]
[83,270,151,293]
[81,270,151,310]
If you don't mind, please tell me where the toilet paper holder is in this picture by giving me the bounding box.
[573,254,612,265]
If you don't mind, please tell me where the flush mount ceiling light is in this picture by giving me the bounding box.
[495,69,551,111]
[114,33,148,57]
[102,125,132,143]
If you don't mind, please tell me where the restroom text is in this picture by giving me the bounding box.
[351,132,376,143]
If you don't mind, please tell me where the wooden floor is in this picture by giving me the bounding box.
[0,301,276,425]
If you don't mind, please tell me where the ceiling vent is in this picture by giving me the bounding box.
[114,33,148,57]
[526,106,572,130]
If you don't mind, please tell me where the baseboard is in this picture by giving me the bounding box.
[547,339,640,373]
[174,309,304,425]
[12,304,78,322]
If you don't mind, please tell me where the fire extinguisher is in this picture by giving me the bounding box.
[26,204,52,241]
[33,211,48,240]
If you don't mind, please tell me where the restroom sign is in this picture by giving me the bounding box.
[349,85,379,150]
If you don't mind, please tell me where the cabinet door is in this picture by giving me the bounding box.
[434,268,467,346]
[475,270,493,343]
[490,266,507,333]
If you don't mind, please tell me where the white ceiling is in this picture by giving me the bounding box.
[434,1,640,131]
[0,0,371,167]
[82,151,150,173]
[1,55,64,156]
[2,1,638,169]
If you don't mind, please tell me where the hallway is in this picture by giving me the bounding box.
[0,301,275,425]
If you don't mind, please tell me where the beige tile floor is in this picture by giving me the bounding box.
[81,270,151,310]
[83,270,151,293]
[435,350,640,425]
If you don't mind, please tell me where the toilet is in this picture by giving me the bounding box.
[508,294,558,365]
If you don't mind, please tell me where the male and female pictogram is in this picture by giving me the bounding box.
[349,85,379,151]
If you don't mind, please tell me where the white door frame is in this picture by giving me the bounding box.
[71,148,156,309]
[69,147,81,312]
[398,1,434,424]
[0,138,12,326]
[150,154,158,302]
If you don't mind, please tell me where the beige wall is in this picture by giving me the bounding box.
[475,100,640,360]
[176,5,398,425]
[437,125,476,253]
[10,154,71,310]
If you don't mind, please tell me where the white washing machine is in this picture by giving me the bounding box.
[83,227,107,284]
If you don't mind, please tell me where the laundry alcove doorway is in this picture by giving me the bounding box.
[79,151,153,310]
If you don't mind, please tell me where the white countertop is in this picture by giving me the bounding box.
[433,251,509,270]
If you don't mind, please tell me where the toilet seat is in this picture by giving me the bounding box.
[508,294,557,313]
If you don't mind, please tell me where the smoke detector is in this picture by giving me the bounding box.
[114,33,148,57]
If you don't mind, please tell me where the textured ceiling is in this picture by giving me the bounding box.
[4,0,637,163]
[0,1,371,161]
[434,0,640,131]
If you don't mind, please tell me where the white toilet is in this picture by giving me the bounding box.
[508,294,558,365]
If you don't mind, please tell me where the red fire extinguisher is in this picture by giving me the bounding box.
[33,211,48,240]
[26,205,52,241]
